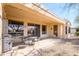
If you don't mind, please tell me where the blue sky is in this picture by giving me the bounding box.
[42,3,78,27]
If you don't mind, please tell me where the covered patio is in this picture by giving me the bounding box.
[2,3,65,38]
[0,3,70,55]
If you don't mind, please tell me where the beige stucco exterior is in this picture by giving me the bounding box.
[0,3,71,54]
[64,20,71,38]
[0,4,2,55]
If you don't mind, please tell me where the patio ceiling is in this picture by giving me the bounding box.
[2,3,65,25]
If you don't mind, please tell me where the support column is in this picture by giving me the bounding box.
[0,3,2,55]
[58,24,64,38]
[24,22,28,36]
[2,19,8,36]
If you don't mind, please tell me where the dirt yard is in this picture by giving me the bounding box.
[2,39,79,56]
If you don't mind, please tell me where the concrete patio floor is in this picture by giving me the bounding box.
[2,38,79,56]
[2,38,61,56]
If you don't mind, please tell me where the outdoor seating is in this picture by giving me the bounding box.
[21,36,39,45]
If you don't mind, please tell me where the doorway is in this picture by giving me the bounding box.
[53,25,58,37]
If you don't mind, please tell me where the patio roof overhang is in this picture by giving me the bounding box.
[2,3,65,25]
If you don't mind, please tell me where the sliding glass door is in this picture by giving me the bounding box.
[28,23,40,37]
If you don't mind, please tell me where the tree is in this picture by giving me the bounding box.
[75,16,79,28]
[64,3,79,12]
[64,3,79,27]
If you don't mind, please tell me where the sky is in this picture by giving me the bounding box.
[42,3,78,27]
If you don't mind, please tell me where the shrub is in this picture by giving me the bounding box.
[75,32,79,36]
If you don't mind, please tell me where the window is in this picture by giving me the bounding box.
[53,25,58,36]
[8,20,24,36]
[42,25,47,34]
[27,23,40,37]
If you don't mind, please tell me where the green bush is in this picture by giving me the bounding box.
[75,32,79,36]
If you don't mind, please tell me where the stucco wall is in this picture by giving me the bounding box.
[47,24,54,37]
[0,4,2,54]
